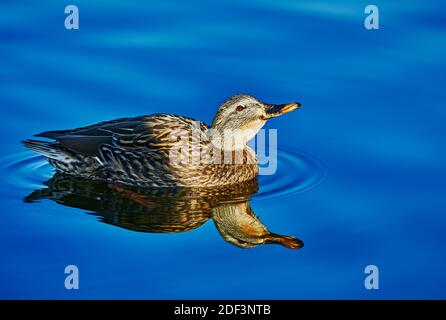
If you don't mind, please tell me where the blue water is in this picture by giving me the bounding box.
[1,0,446,299]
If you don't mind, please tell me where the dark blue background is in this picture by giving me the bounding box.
[1,0,445,299]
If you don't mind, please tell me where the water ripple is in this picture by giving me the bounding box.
[0,151,54,191]
[0,148,330,200]
[256,147,331,201]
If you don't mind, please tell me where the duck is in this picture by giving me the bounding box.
[22,94,300,187]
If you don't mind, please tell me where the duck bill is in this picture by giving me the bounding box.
[265,232,304,249]
[262,102,301,120]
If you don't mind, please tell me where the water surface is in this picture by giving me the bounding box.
[1,0,446,299]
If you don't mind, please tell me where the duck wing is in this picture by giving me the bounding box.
[36,114,209,157]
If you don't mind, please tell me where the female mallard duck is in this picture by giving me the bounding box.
[23,94,300,187]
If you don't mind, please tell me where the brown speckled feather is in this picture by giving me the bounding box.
[24,114,258,187]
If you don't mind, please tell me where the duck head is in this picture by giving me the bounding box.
[210,94,300,150]
[212,201,304,249]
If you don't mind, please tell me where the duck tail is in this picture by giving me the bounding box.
[22,139,65,161]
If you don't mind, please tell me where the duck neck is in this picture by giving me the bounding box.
[209,126,250,151]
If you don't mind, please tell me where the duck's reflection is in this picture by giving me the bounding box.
[25,173,303,249]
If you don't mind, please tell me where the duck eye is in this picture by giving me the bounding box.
[236,105,246,112]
